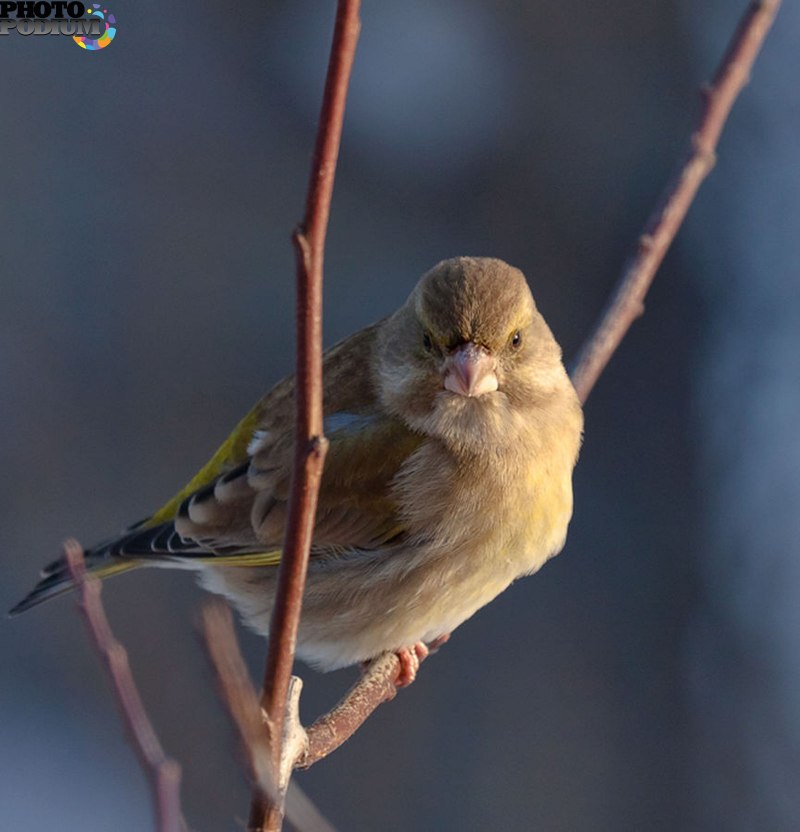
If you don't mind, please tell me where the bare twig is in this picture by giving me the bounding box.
[570,0,781,404]
[201,602,337,832]
[64,539,185,832]
[201,602,272,794]
[250,2,361,830]
[299,652,402,768]
[202,603,428,775]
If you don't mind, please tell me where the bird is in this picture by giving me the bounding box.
[10,257,583,684]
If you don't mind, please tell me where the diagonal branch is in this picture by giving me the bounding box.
[200,602,272,796]
[299,652,404,768]
[200,601,337,832]
[64,540,185,832]
[250,2,362,830]
[569,0,782,405]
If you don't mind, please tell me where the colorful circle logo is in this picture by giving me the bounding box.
[73,4,116,50]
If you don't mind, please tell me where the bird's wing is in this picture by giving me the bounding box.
[8,412,421,616]
[116,319,413,561]
[127,319,386,531]
[9,322,413,615]
[104,410,421,563]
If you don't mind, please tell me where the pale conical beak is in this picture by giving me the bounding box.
[443,342,498,397]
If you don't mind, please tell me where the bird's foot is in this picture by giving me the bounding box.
[394,642,429,688]
[359,634,451,687]
[394,634,451,686]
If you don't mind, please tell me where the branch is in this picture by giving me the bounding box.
[250,2,361,830]
[569,0,781,405]
[64,540,185,832]
[201,598,432,773]
[200,602,272,795]
[200,601,337,832]
[299,652,402,768]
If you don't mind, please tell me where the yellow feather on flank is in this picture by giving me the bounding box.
[146,402,265,527]
[90,560,141,580]
[194,551,284,567]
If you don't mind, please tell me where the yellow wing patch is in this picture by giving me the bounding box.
[192,550,283,567]
[89,559,140,581]
[146,402,265,527]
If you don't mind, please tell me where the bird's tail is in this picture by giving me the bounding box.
[8,543,139,616]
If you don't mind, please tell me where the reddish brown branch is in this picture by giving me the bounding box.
[299,653,402,768]
[569,0,781,405]
[201,601,336,832]
[201,602,272,793]
[64,539,185,832]
[201,601,420,776]
[251,2,361,830]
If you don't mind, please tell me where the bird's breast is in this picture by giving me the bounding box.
[394,433,574,577]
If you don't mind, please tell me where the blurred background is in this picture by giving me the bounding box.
[2,1,798,829]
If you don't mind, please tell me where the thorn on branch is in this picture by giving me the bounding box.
[292,228,312,265]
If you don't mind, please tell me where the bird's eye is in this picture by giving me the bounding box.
[510,330,522,349]
[423,332,433,352]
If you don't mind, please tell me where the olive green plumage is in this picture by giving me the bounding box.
[11,257,583,672]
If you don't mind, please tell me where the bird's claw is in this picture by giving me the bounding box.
[394,633,451,687]
[359,634,451,687]
[394,642,429,687]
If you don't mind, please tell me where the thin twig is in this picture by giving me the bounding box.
[569,0,781,404]
[299,653,402,768]
[201,601,337,832]
[201,601,273,794]
[201,603,421,774]
[64,539,185,832]
[250,2,361,830]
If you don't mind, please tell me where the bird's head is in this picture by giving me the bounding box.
[377,257,571,452]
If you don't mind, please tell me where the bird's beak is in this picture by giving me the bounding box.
[443,342,498,398]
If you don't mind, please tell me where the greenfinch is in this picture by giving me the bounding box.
[11,257,582,677]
